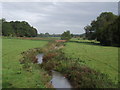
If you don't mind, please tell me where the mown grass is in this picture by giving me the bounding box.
[63,38,119,83]
[2,38,51,88]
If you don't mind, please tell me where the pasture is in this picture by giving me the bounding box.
[63,38,119,83]
[2,37,119,88]
[2,38,50,88]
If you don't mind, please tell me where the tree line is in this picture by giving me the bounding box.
[84,12,120,46]
[37,33,61,37]
[1,19,37,37]
[38,31,73,41]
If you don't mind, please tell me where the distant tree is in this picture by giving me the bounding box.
[71,34,74,37]
[37,33,61,37]
[1,18,6,22]
[84,25,93,40]
[2,20,38,37]
[38,33,44,37]
[61,31,72,41]
[44,32,50,37]
[2,22,15,36]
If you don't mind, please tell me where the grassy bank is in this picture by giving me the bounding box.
[63,38,119,83]
[2,38,51,88]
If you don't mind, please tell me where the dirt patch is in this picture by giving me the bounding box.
[55,40,67,42]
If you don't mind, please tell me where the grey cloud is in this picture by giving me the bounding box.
[2,2,118,34]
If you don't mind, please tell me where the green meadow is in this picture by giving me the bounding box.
[63,38,119,83]
[2,38,50,88]
[2,37,119,88]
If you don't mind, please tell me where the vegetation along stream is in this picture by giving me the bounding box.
[36,53,72,88]
[20,41,118,88]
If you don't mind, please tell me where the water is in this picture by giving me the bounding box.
[51,71,72,89]
[36,54,44,64]
[36,54,72,89]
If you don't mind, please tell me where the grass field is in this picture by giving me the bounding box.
[63,38,119,83]
[2,37,119,88]
[2,38,50,88]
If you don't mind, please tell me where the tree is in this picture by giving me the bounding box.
[100,16,120,46]
[61,31,72,41]
[38,33,44,37]
[44,32,50,37]
[84,12,117,41]
[2,22,15,36]
[94,12,117,41]
[84,25,92,39]
[84,12,119,46]
[2,19,38,37]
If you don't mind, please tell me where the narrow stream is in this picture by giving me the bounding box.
[51,70,72,89]
[36,53,72,89]
[36,54,44,64]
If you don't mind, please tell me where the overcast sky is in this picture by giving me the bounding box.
[1,2,118,34]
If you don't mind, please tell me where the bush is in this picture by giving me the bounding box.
[60,66,116,88]
[61,31,72,41]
